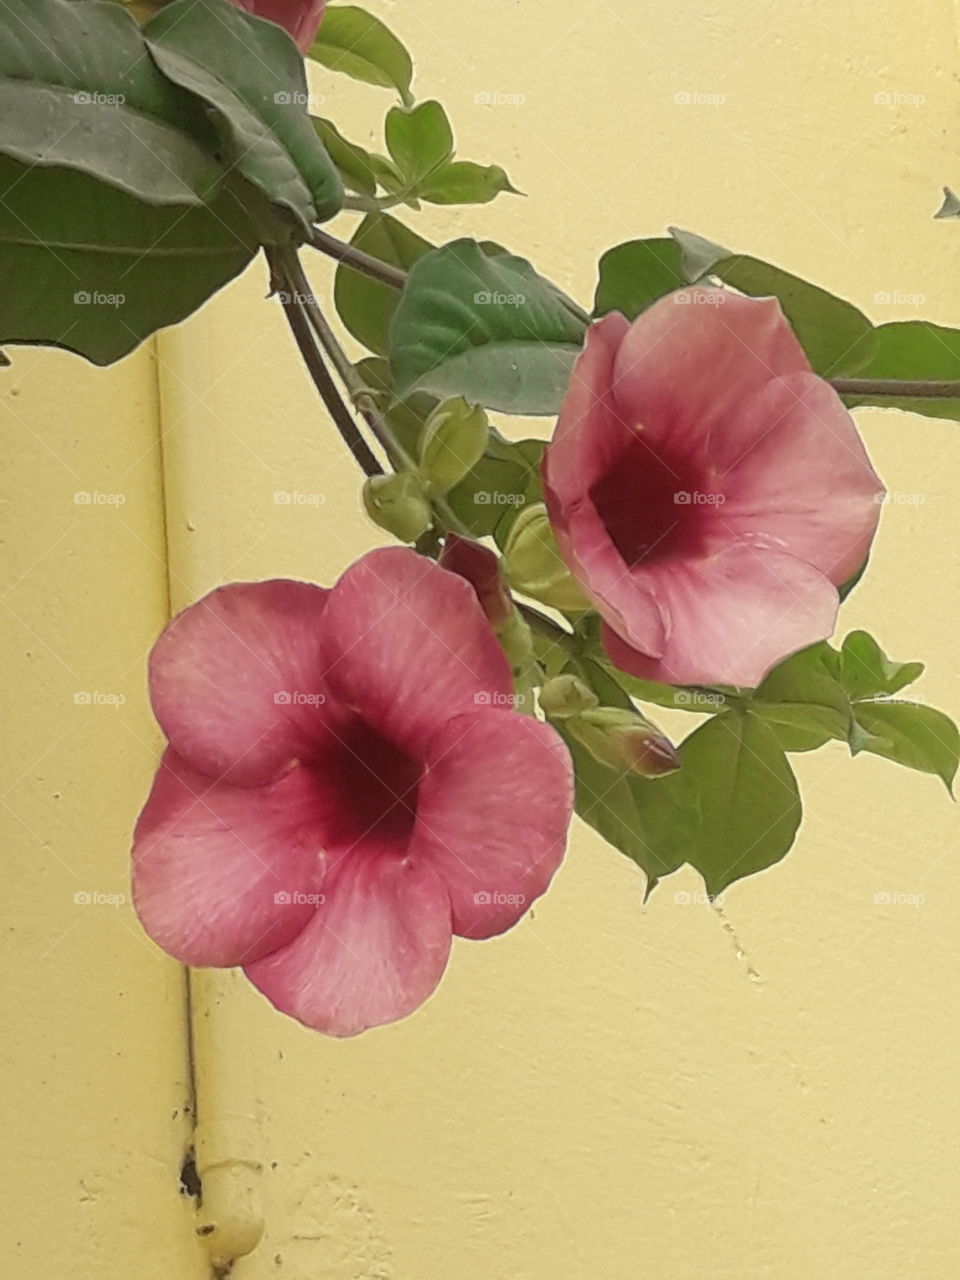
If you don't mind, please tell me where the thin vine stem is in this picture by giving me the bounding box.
[267,250,383,477]
[829,378,960,399]
[308,227,407,290]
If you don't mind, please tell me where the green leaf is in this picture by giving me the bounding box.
[561,730,695,888]
[144,0,343,236]
[389,239,587,413]
[311,117,377,196]
[0,0,226,206]
[447,456,530,536]
[552,658,692,891]
[334,213,433,356]
[840,631,924,701]
[667,227,875,377]
[851,701,959,793]
[385,100,453,187]
[0,154,257,365]
[593,238,686,319]
[750,643,850,752]
[681,710,802,895]
[418,161,521,206]
[840,321,960,423]
[308,5,414,106]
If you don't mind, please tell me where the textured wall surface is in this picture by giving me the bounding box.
[3,0,960,1276]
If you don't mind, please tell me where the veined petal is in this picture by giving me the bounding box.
[718,373,884,583]
[149,580,331,786]
[319,547,511,754]
[413,709,573,939]
[132,750,325,967]
[603,546,839,687]
[245,849,452,1036]
[611,289,812,468]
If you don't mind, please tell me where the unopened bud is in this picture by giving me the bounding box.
[439,534,512,629]
[362,472,432,543]
[503,504,591,612]
[539,674,599,720]
[568,706,680,778]
[497,610,534,669]
[418,398,490,495]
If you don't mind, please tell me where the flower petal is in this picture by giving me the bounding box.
[245,850,452,1036]
[718,373,884,583]
[132,750,325,967]
[149,580,330,786]
[603,546,839,687]
[319,547,511,753]
[543,314,668,655]
[412,709,573,939]
[611,289,813,468]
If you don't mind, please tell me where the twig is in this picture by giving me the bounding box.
[308,227,408,290]
[267,252,383,477]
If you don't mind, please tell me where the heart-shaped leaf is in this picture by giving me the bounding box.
[681,711,802,894]
[385,100,453,187]
[389,239,587,413]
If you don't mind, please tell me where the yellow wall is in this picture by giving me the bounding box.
[3,0,960,1275]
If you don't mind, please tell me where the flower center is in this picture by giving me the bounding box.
[313,716,422,853]
[590,433,715,566]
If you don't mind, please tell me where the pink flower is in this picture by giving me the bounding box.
[542,290,885,687]
[132,548,572,1036]
[227,0,327,52]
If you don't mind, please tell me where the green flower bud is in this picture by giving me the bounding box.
[568,706,681,778]
[539,673,599,720]
[362,472,432,543]
[418,398,490,495]
[503,504,591,612]
[497,610,534,668]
